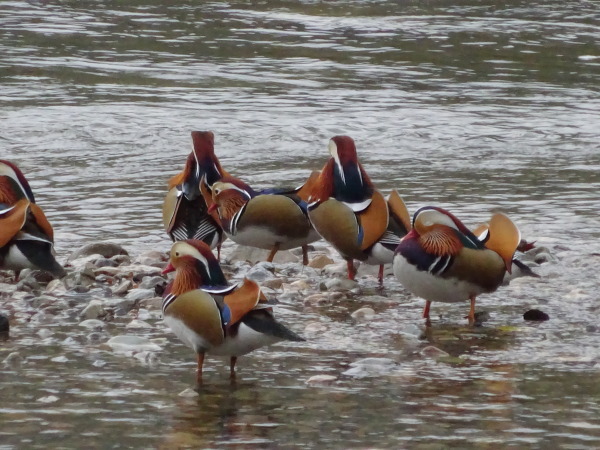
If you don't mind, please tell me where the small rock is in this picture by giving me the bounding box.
[112,279,133,296]
[344,358,397,378]
[0,283,18,295]
[36,395,59,404]
[45,279,66,294]
[138,297,163,311]
[68,242,128,263]
[126,319,152,329]
[306,374,337,386]
[51,355,69,363]
[106,335,162,353]
[135,250,168,264]
[37,328,52,339]
[179,388,199,398]
[420,346,450,359]
[324,278,358,292]
[304,322,328,333]
[303,294,331,306]
[80,300,106,320]
[139,276,167,290]
[523,309,550,321]
[111,254,131,265]
[79,319,106,330]
[3,352,22,368]
[0,314,9,334]
[246,265,275,282]
[287,279,312,291]
[94,257,119,268]
[126,288,156,302]
[261,278,284,290]
[308,255,334,269]
[351,307,375,321]
[228,246,299,264]
[323,262,349,277]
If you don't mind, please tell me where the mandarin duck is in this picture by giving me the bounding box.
[307,136,410,283]
[393,206,523,325]
[208,175,320,265]
[0,160,65,279]
[162,131,228,257]
[161,240,304,385]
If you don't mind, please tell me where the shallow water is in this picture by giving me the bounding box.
[1,0,600,448]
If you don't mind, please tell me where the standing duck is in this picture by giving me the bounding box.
[393,206,521,325]
[161,240,304,385]
[0,160,65,278]
[208,176,320,265]
[162,131,228,256]
[307,136,410,282]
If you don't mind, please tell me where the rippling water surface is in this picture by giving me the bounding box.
[1,0,600,448]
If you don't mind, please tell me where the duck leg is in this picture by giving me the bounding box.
[346,259,356,280]
[196,352,205,386]
[467,295,476,325]
[301,244,309,266]
[377,264,384,285]
[229,356,237,381]
[423,300,432,327]
[217,243,222,262]
[267,243,280,263]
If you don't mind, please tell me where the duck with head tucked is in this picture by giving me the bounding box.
[163,131,228,257]
[208,174,321,265]
[162,240,304,385]
[0,160,65,279]
[393,206,523,325]
[306,136,411,283]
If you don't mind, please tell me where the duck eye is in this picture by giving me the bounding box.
[175,251,180,257]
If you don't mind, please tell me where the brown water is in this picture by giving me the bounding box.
[1,0,600,448]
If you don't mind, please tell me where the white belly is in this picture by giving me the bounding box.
[164,316,281,357]
[364,243,395,266]
[393,254,483,303]
[2,244,35,271]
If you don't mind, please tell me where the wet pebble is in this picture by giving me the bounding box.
[179,388,199,398]
[126,319,153,329]
[304,321,328,334]
[139,276,167,290]
[37,328,53,339]
[343,358,397,378]
[0,314,9,334]
[287,279,312,291]
[420,346,450,359]
[351,307,376,321]
[323,278,358,292]
[36,395,59,404]
[51,355,69,363]
[138,297,163,311]
[261,278,284,290]
[523,309,550,321]
[246,264,275,282]
[306,374,337,386]
[68,242,128,262]
[106,335,162,353]
[308,254,334,269]
[80,300,106,320]
[3,352,23,368]
[126,288,156,304]
[303,294,331,306]
[112,279,133,296]
[79,319,106,330]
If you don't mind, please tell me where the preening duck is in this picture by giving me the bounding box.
[393,206,522,325]
[0,160,65,279]
[163,131,228,257]
[307,136,410,283]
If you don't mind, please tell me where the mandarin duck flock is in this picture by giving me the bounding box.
[0,132,540,385]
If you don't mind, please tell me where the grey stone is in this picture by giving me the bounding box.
[79,319,105,330]
[420,346,450,359]
[138,276,167,290]
[126,288,156,302]
[112,279,133,296]
[351,307,376,321]
[105,335,162,353]
[80,300,106,320]
[324,278,358,291]
[68,242,128,263]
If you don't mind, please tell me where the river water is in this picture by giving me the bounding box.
[1,0,600,448]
